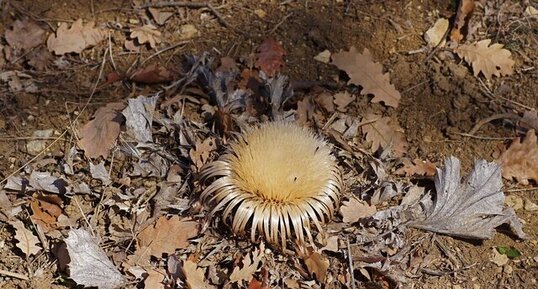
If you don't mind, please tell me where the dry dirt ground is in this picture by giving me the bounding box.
[0,0,537,288]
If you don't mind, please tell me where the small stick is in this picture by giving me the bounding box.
[0,269,29,281]
[453,132,512,140]
[269,13,293,34]
[346,237,356,289]
[138,1,243,34]
[467,112,520,135]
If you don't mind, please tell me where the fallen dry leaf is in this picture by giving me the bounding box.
[395,158,437,177]
[10,220,41,257]
[65,228,125,289]
[450,0,475,43]
[189,137,217,170]
[303,251,330,283]
[144,269,166,289]
[130,25,161,49]
[332,47,401,108]
[130,63,176,84]
[137,216,199,257]
[30,195,62,233]
[182,259,215,289]
[410,156,527,239]
[78,102,125,159]
[340,198,377,223]
[496,130,538,185]
[148,7,174,26]
[122,95,159,143]
[255,37,286,77]
[5,18,47,51]
[362,114,408,157]
[456,39,514,80]
[229,245,264,284]
[47,19,106,55]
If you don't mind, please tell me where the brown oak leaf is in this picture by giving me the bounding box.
[78,102,125,159]
[130,63,176,84]
[183,258,215,289]
[47,19,106,55]
[395,158,437,177]
[362,114,408,157]
[10,220,41,256]
[456,39,514,80]
[255,37,286,77]
[130,25,161,49]
[137,216,199,257]
[340,198,377,223]
[496,130,538,185]
[229,245,264,284]
[332,47,401,108]
[303,250,330,283]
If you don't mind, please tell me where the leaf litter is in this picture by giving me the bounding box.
[0,2,535,288]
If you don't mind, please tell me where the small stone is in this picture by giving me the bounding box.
[524,199,538,211]
[424,18,449,47]
[505,195,524,210]
[314,49,331,64]
[178,24,199,40]
[504,265,513,275]
[254,9,266,18]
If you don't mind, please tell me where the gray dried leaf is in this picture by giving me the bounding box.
[65,228,125,289]
[122,95,159,143]
[410,156,527,239]
[90,161,111,185]
[29,171,69,194]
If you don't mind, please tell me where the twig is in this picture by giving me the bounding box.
[269,13,293,34]
[423,25,450,63]
[138,1,243,34]
[0,269,29,281]
[453,132,512,140]
[467,112,520,135]
[346,237,356,289]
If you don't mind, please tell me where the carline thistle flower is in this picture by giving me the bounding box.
[199,122,343,251]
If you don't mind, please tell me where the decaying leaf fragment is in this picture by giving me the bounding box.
[449,0,475,43]
[456,39,514,80]
[410,156,527,240]
[496,129,538,185]
[255,37,286,77]
[78,102,125,159]
[5,18,47,51]
[47,19,106,55]
[65,228,125,289]
[332,47,401,108]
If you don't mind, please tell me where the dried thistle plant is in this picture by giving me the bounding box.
[199,122,343,250]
